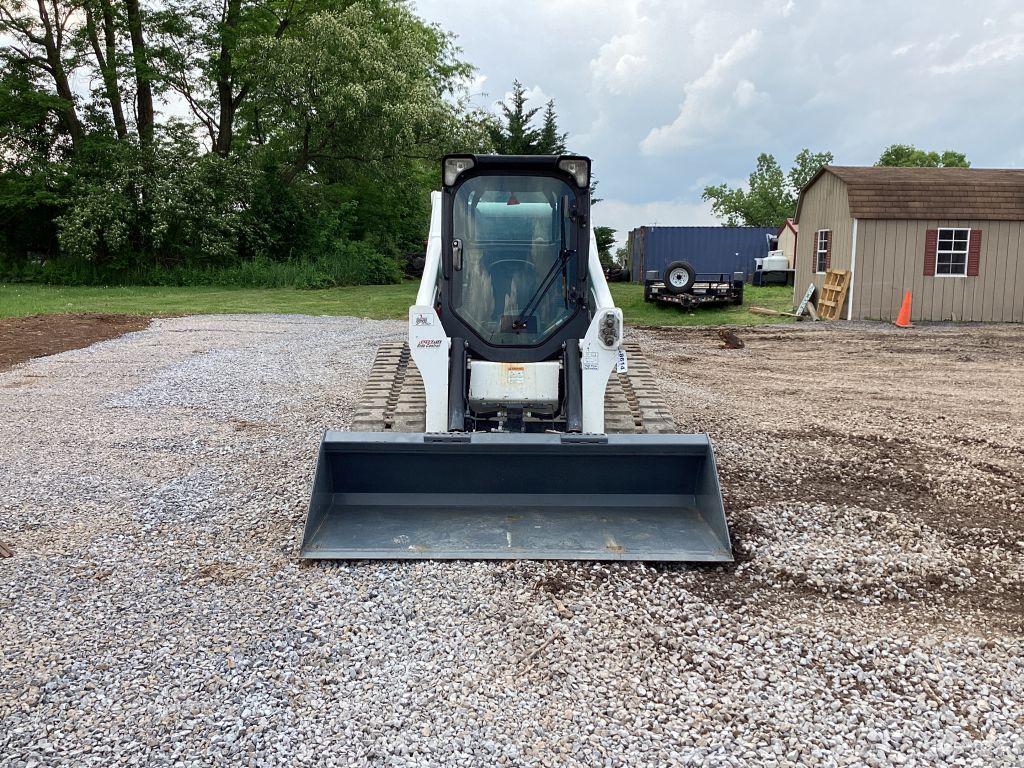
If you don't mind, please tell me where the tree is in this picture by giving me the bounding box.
[537,100,566,154]
[876,144,970,168]
[0,64,65,261]
[487,82,576,157]
[81,0,128,140]
[703,148,833,227]
[0,0,85,150]
[789,148,834,191]
[150,0,321,157]
[484,84,599,204]
[487,80,542,154]
[244,3,478,180]
[594,225,615,269]
[613,245,627,268]
[124,0,156,145]
[0,0,490,283]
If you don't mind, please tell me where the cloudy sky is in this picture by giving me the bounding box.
[413,0,1024,242]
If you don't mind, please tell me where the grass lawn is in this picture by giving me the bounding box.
[0,282,419,320]
[610,283,795,326]
[0,281,797,326]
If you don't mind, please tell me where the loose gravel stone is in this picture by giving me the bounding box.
[1,315,1022,767]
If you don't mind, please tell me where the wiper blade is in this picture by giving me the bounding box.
[516,248,573,326]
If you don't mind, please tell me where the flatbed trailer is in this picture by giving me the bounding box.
[643,269,745,310]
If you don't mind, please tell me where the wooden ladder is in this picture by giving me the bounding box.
[816,269,851,320]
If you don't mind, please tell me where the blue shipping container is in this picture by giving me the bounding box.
[628,226,777,283]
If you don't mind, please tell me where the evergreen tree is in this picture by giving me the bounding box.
[487,80,542,154]
[537,100,567,154]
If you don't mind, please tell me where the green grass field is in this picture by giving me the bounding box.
[0,282,796,326]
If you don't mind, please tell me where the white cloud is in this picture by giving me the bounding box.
[414,0,1024,222]
[925,32,961,53]
[590,11,655,95]
[733,79,758,107]
[764,0,795,17]
[929,32,1024,74]
[640,29,765,154]
[595,198,719,249]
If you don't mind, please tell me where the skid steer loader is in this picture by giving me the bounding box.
[300,154,732,561]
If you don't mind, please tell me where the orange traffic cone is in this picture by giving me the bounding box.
[894,291,912,328]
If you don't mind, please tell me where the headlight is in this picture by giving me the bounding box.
[444,157,475,187]
[558,157,590,188]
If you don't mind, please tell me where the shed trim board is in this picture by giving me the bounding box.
[847,218,858,321]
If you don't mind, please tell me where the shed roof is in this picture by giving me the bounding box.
[797,166,1024,221]
[777,218,797,237]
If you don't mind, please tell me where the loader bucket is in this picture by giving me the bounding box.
[300,432,731,562]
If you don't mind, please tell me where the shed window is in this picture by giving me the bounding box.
[936,228,969,276]
[815,230,830,273]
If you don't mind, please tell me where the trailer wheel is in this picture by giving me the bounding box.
[663,261,696,295]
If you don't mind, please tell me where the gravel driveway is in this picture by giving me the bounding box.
[1,315,1022,767]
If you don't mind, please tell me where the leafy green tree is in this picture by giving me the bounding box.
[789,148,834,191]
[242,2,485,253]
[0,0,85,150]
[613,245,628,268]
[703,148,833,227]
[0,64,70,265]
[150,0,337,157]
[876,144,970,168]
[593,225,616,269]
[0,0,490,284]
[80,0,129,141]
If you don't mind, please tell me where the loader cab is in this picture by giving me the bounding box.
[439,154,593,363]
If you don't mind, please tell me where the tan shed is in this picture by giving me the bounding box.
[776,218,798,268]
[793,166,1024,323]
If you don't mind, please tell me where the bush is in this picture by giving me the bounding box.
[0,240,401,289]
[1,135,409,289]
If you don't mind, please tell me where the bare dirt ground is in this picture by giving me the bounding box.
[1,316,1022,766]
[0,313,152,372]
[636,322,1024,635]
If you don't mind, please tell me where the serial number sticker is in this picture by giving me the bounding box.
[582,352,600,370]
[615,348,628,373]
[413,313,433,326]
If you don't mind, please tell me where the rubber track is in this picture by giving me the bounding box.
[350,341,676,435]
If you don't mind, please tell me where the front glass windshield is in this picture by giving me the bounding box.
[452,175,578,346]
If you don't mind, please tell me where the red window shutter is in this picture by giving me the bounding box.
[924,229,937,276]
[824,231,832,271]
[967,229,982,276]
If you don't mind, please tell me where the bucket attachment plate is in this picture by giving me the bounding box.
[300,432,732,562]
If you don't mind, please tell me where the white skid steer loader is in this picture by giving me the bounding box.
[300,154,732,561]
